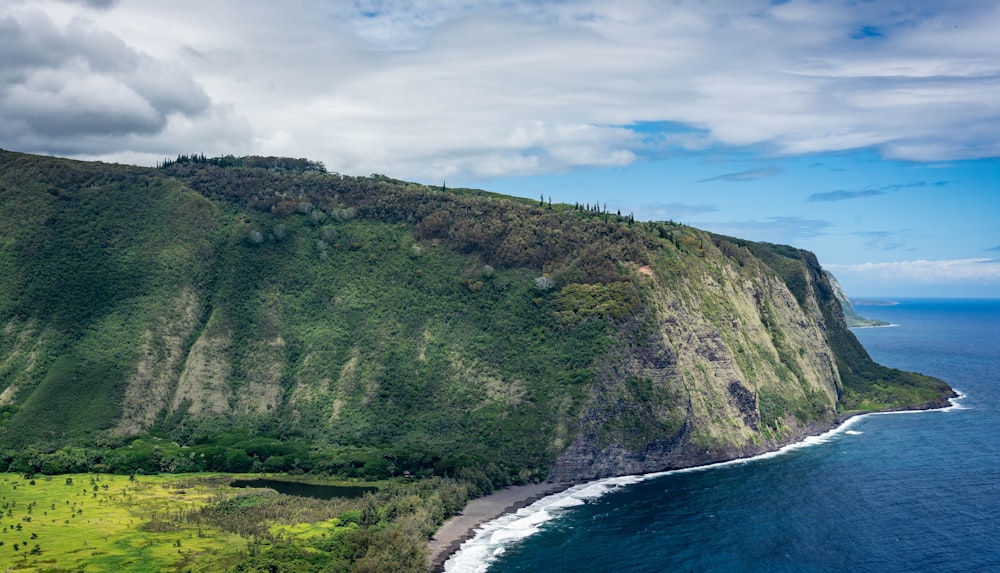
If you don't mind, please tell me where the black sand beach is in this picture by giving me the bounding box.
[428,482,571,572]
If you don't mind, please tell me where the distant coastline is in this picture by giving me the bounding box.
[821,272,894,327]
[852,299,900,307]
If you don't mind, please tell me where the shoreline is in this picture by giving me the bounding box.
[427,481,573,572]
[427,393,963,572]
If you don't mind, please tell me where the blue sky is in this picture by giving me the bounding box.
[2,0,999,297]
[467,152,1000,298]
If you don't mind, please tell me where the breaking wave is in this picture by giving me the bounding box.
[443,390,965,572]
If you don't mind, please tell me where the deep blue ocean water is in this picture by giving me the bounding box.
[446,298,1000,573]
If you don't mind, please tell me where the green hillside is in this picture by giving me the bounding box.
[0,150,952,484]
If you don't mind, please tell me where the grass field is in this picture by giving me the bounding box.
[0,472,361,573]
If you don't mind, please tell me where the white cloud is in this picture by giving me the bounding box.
[826,259,1000,285]
[699,217,832,246]
[624,202,719,222]
[0,6,246,156]
[4,0,1000,178]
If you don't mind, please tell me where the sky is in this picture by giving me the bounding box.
[2,0,999,298]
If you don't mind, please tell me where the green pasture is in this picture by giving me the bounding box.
[0,472,358,573]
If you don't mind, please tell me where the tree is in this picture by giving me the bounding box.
[534,276,555,290]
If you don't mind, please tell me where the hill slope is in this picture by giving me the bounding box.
[0,150,953,482]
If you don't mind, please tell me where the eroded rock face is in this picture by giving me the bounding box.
[550,409,693,482]
[550,241,844,482]
[114,289,202,435]
[728,381,759,430]
[549,412,838,482]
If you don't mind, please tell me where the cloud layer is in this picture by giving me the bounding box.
[808,181,947,202]
[826,258,1000,286]
[3,0,1000,178]
[700,167,783,183]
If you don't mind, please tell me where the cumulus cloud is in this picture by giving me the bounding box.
[4,0,1000,177]
[0,7,247,158]
[334,0,1000,175]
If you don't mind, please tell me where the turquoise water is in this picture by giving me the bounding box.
[448,299,1000,573]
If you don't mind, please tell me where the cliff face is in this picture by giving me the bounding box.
[551,237,843,480]
[551,239,954,481]
[0,151,952,481]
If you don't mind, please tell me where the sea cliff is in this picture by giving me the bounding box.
[0,150,952,485]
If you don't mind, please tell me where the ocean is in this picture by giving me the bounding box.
[445,298,1000,573]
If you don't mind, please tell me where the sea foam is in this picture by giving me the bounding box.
[442,477,642,573]
[443,389,965,572]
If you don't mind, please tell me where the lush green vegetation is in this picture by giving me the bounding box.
[0,150,640,483]
[0,471,472,572]
[0,149,952,468]
[710,234,952,413]
[0,472,244,572]
[0,156,217,446]
[0,150,954,570]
